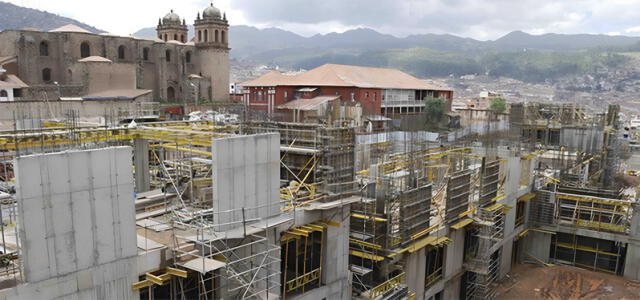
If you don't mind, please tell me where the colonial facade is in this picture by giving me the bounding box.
[0,4,230,102]
[241,64,453,118]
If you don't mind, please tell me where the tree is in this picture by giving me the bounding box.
[424,97,446,130]
[489,97,507,114]
[425,97,445,121]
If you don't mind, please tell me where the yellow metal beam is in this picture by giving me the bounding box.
[458,207,476,218]
[349,238,383,250]
[151,144,212,157]
[349,250,385,261]
[451,218,474,230]
[132,280,153,290]
[351,213,388,222]
[166,267,187,278]
[518,193,536,202]
[145,273,164,285]
[411,224,438,240]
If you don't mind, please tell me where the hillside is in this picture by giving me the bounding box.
[0,1,104,33]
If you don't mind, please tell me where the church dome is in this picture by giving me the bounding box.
[162,10,181,24]
[202,3,221,20]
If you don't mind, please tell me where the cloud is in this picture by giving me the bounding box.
[5,0,640,39]
[3,0,244,35]
[230,0,640,40]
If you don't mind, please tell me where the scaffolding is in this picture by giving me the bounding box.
[242,121,356,202]
[463,159,509,300]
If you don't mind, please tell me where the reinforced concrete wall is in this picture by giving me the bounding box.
[11,147,138,299]
[212,133,281,230]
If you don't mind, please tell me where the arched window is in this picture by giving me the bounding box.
[42,68,51,82]
[174,34,178,41]
[0,90,7,97]
[221,31,226,44]
[39,41,49,56]
[164,34,167,41]
[118,45,126,60]
[165,50,171,62]
[167,87,175,101]
[143,47,149,61]
[181,35,185,43]
[215,30,219,43]
[186,51,192,63]
[198,30,202,42]
[204,29,208,42]
[80,42,90,58]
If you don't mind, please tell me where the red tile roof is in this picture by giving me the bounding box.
[241,64,450,91]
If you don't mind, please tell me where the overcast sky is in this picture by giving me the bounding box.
[6,0,640,40]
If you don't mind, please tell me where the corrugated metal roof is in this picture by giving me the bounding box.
[0,75,28,89]
[241,64,451,91]
[49,24,91,33]
[277,95,339,111]
[82,89,152,100]
[78,56,113,63]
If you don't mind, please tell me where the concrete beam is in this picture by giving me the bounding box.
[134,138,150,193]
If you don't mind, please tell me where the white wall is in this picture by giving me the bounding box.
[212,133,281,231]
[0,88,14,102]
[11,147,138,299]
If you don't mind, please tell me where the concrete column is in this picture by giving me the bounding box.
[444,229,464,278]
[443,276,461,300]
[523,231,551,263]
[625,202,640,281]
[134,138,150,193]
[405,249,426,300]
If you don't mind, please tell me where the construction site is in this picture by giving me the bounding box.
[0,100,634,300]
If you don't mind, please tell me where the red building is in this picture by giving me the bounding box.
[240,64,453,118]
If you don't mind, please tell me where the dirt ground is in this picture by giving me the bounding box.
[495,264,640,300]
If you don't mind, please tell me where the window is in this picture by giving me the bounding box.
[143,48,149,61]
[39,41,49,56]
[186,51,191,63]
[284,91,288,101]
[181,35,185,43]
[350,92,355,101]
[0,90,7,97]
[425,246,444,287]
[204,29,208,42]
[281,228,324,296]
[167,87,175,101]
[373,92,377,101]
[42,68,51,82]
[165,50,171,62]
[158,34,162,39]
[118,45,126,60]
[221,30,226,43]
[80,42,91,58]
[257,91,264,101]
[198,30,202,42]
[365,92,369,98]
[164,34,167,41]
[215,30,219,43]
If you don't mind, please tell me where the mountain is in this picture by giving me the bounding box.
[0,1,104,33]
[131,24,640,82]
[494,30,640,51]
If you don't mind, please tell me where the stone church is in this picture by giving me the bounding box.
[0,3,230,103]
